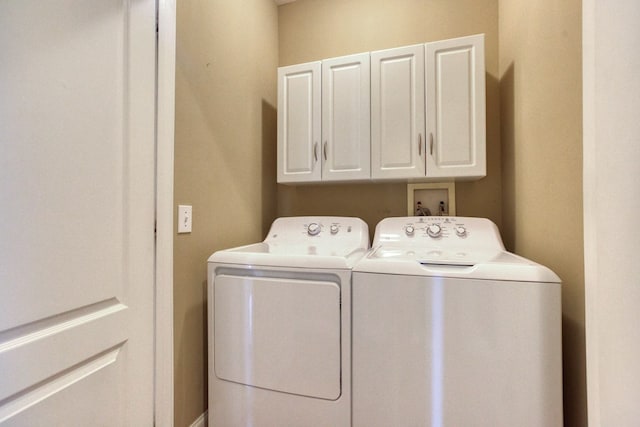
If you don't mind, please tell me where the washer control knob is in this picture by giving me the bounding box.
[405,225,415,236]
[307,222,321,236]
[427,223,442,238]
[330,224,339,234]
[455,226,467,237]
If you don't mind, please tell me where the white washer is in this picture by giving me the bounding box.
[352,216,563,427]
[207,216,369,427]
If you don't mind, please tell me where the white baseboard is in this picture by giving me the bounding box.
[190,411,208,427]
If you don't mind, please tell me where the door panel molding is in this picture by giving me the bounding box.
[0,298,126,354]
[0,344,123,423]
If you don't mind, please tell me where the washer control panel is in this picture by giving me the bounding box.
[377,216,504,250]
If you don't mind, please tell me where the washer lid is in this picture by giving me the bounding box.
[354,248,561,283]
[357,217,560,283]
[373,246,498,266]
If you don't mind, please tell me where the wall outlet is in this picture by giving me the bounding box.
[178,205,192,233]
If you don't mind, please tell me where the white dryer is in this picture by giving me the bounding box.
[352,216,563,427]
[207,216,369,427]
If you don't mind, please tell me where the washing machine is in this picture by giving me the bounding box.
[207,216,369,427]
[352,216,563,427]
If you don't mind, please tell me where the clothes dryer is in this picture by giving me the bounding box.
[352,216,562,427]
[208,216,369,427]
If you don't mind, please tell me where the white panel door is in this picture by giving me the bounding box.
[425,34,486,179]
[371,45,425,179]
[277,62,322,183]
[0,0,156,425]
[322,53,371,181]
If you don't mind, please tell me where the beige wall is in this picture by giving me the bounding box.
[174,1,278,425]
[499,0,585,425]
[277,0,502,234]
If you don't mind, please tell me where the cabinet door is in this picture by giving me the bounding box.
[371,45,425,179]
[277,62,321,183]
[322,53,371,181]
[425,34,486,179]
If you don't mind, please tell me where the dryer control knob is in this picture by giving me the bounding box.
[455,226,467,237]
[330,224,339,234]
[405,225,415,236]
[307,222,321,236]
[427,224,442,238]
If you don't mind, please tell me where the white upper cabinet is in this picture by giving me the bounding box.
[425,34,486,179]
[371,45,426,179]
[322,53,371,181]
[277,61,321,183]
[277,34,486,184]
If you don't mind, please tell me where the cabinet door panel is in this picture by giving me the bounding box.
[322,53,370,181]
[278,62,321,183]
[371,45,425,179]
[426,35,486,179]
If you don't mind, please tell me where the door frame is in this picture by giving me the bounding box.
[156,0,176,425]
[583,0,640,424]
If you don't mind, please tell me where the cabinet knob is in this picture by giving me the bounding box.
[313,142,318,162]
[323,141,328,160]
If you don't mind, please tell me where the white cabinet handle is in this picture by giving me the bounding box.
[313,142,318,162]
[323,141,328,160]
[429,133,434,156]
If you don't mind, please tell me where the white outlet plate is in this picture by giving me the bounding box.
[178,205,192,233]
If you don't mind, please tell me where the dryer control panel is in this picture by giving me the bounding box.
[265,216,370,250]
[373,216,505,250]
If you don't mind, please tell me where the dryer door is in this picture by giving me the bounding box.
[214,274,341,400]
